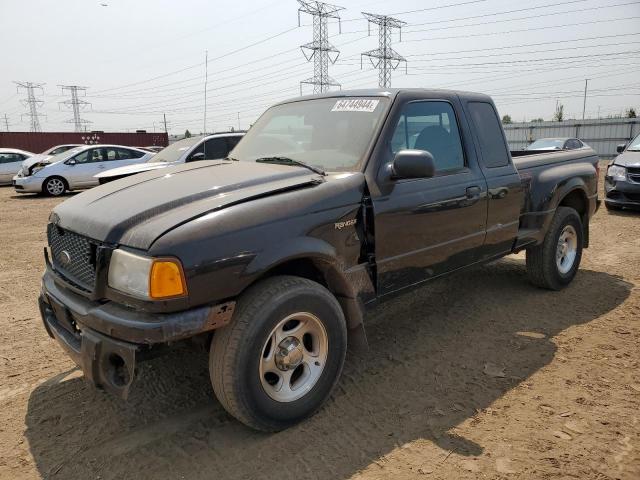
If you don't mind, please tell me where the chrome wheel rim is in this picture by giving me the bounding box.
[259,312,328,403]
[556,225,578,274]
[46,178,65,195]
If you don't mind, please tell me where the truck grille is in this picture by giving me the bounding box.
[47,224,98,291]
[627,167,640,184]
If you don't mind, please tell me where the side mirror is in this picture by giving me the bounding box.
[617,143,627,154]
[189,152,205,162]
[391,149,435,179]
[66,159,76,166]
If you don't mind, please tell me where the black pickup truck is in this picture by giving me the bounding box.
[39,89,599,431]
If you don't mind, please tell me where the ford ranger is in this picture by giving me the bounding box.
[38,89,600,432]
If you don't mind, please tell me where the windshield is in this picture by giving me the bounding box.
[43,147,84,164]
[527,139,565,149]
[148,136,203,163]
[231,97,389,172]
[627,134,640,151]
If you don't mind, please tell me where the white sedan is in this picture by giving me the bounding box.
[13,144,153,196]
[20,144,82,177]
[0,148,34,185]
[95,132,243,184]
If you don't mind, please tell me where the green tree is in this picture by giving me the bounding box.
[553,103,564,122]
[626,108,637,118]
[501,114,512,124]
[184,129,192,138]
[531,118,544,123]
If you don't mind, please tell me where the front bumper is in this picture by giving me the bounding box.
[13,174,44,193]
[604,176,640,208]
[39,267,235,398]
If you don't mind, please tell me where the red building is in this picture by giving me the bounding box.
[0,131,168,153]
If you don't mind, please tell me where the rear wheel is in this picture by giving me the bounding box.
[526,206,583,290]
[209,276,347,432]
[43,176,67,196]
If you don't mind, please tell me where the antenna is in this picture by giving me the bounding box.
[58,85,92,132]
[298,1,344,94]
[361,12,407,88]
[14,81,45,132]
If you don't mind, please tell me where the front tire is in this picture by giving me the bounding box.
[209,276,347,432]
[43,176,67,196]
[526,206,583,290]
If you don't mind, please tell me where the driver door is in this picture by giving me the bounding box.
[371,99,488,296]
[67,148,108,188]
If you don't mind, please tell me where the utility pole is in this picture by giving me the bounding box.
[3,114,9,132]
[204,50,208,135]
[163,113,168,134]
[237,112,240,131]
[298,0,344,94]
[14,81,45,132]
[582,79,589,120]
[361,12,407,88]
[59,85,91,132]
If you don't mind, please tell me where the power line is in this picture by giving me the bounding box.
[361,12,406,88]
[58,85,91,132]
[298,0,345,94]
[14,81,45,132]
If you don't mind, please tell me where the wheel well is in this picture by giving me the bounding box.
[258,258,363,331]
[558,188,589,246]
[261,258,351,299]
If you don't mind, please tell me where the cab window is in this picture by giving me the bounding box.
[390,101,465,172]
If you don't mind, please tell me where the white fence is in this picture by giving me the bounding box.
[503,118,640,159]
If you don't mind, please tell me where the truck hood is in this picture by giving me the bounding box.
[614,150,640,168]
[52,160,323,249]
[94,161,172,179]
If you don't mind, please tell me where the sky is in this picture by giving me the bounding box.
[0,0,639,134]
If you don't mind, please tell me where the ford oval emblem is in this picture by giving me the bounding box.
[58,250,71,266]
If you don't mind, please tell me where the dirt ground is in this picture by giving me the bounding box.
[0,167,638,480]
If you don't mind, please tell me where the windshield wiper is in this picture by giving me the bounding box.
[224,156,239,161]
[255,156,326,175]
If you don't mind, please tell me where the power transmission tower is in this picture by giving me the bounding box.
[3,114,9,132]
[361,12,407,88]
[298,0,344,94]
[14,81,45,132]
[59,85,92,132]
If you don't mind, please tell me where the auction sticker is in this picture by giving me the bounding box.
[331,98,379,113]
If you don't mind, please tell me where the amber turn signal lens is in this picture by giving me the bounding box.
[149,260,187,299]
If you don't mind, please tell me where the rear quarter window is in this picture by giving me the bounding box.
[467,102,510,168]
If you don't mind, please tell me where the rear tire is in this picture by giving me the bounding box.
[209,276,347,432]
[526,206,583,290]
[43,176,67,196]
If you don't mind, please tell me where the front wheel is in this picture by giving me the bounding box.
[526,206,583,290]
[43,176,67,196]
[209,276,347,432]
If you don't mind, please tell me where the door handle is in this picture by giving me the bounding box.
[466,186,481,198]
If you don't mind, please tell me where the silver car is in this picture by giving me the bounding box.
[94,133,244,184]
[20,144,82,176]
[13,144,153,196]
[0,148,34,184]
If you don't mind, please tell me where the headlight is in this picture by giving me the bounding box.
[607,164,627,181]
[108,249,187,300]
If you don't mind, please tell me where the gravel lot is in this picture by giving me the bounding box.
[0,170,639,480]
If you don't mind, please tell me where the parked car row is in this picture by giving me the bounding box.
[6,132,244,196]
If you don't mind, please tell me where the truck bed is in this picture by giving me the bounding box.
[511,148,599,170]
